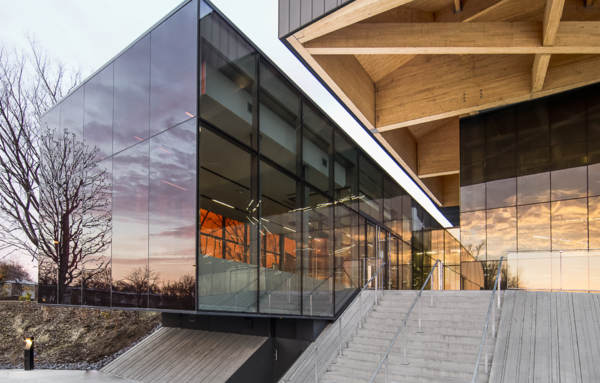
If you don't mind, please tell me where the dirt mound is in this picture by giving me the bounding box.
[0,301,160,369]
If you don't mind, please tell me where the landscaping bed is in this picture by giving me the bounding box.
[0,301,160,369]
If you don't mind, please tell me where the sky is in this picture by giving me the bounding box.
[0,0,450,279]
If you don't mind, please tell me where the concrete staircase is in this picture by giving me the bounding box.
[320,290,495,383]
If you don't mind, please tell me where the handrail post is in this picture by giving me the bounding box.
[417,293,424,333]
[384,355,389,383]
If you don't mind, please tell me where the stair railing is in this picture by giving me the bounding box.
[368,259,443,383]
[279,262,386,383]
[471,256,504,383]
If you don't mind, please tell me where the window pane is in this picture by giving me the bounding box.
[259,161,301,315]
[485,108,516,181]
[517,100,550,176]
[460,183,485,212]
[589,163,600,197]
[111,142,149,308]
[550,93,586,170]
[150,1,197,135]
[517,203,550,251]
[589,196,600,249]
[551,166,587,201]
[384,177,403,236]
[334,130,358,209]
[84,64,113,161]
[486,207,516,260]
[551,198,588,250]
[197,128,257,312]
[200,9,257,146]
[302,188,333,316]
[334,204,359,312]
[259,61,299,174]
[460,211,486,261]
[82,159,112,307]
[359,154,382,222]
[517,172,550,205]
[60,88,84,139]
[149,121,196,310]
[589,87,600,164]
[114,36,150,152]
[486,178,516,209]
[303,102,332,194]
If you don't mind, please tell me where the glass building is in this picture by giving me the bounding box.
[460,83,600,292]
[37,0,465,317]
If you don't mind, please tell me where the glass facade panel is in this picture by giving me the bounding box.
[486,207,516,260]
[589,196,600,249]
[517,172,550,205]
[517,203,550,251]
[549,94,586,170]
[334,130,358,209]
[197,127,257,312]
[588,163,600,197]
[303,102,333,194]
[460,183,485,212]
[551,166,587,201]
[551,198,588,250]
[150,1,197,136]
[148,120,196,310]
[84,65,113,161]
[60,88,84,138]
[114,36,150,153]
[259,161,301,314]
[486,178,516,209]
[259,61,300,174]
[82,159,113,307]
[111,142,149,308]
[334,204,359,311]
[200,7,257,146]
[460,211,486,260]
[359,154,383,222]
[302,188,333,316]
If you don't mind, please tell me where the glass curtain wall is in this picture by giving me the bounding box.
[460,83,600,291]
[38,0,464,315]
[38,0,198,309]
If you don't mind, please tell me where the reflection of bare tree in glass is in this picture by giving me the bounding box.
[37,130,112,302]
[118,266,158,305]
[0,45,111,302]
[160,274,195,297]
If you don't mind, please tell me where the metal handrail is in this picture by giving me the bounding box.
[280,261,387,383]
[471,256,504,383]
[368,259,443,383]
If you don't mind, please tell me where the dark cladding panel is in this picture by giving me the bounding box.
[149,120,197,310]
[278,0,354,37]
[150,0,197,136]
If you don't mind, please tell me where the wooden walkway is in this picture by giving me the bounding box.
[101,327,266,383]
[490,291,600,383]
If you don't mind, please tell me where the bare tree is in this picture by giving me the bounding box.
[0,260,31,282]
[0,43,110,303]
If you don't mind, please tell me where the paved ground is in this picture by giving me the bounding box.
[0,369,136,382]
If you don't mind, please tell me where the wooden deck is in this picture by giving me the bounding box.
[101,327,267,383]
[490,291,600,383]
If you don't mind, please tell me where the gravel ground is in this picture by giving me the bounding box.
[0,301,160,370]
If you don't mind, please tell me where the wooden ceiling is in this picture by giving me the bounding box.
[286,0,600,207]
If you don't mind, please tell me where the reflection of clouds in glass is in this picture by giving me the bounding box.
[486,207,516,260]
[551,198,588,250]
[518,203,550,251]
[114,35,150,152]
[150,1,196,135]
[149,121,196,299]
[460,211,486,260]
[112,142,149,284]
[84,64,113,161]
